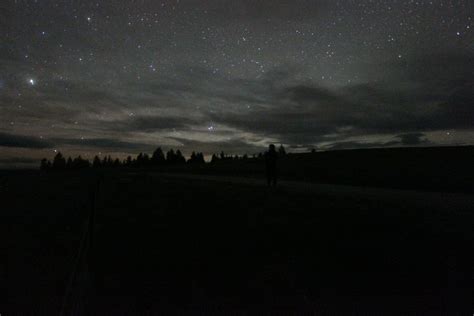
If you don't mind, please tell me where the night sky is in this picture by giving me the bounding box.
[1,0,473,167]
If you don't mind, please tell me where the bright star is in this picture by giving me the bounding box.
[28,78,36,85]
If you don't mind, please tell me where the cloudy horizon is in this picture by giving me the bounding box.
[1,0,473,168]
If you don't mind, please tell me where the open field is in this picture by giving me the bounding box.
[2,170,473,314]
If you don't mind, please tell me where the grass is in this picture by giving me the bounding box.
[2,170,473,314]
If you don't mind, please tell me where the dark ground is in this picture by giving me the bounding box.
[2,170,473,315]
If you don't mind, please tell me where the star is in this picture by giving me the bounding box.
[1,0,471,164]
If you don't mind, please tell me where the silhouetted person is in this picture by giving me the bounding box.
[278,144,286,156]
[265,144,278,186]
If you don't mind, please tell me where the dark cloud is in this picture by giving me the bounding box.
[0,132,52,149]
[169,137,266,155]
[102,115,200,133]
[0,156,40,169]
[207,54,474,145]
[327,140,400,151]
[52,137,155,151]
[283,85,339,105]
[40,80,123,106]
[326,132,430,151]
[0,157,39,164]
[396,133,429,146]
[1,1,472,166]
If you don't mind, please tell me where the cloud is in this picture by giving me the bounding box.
[326,140,400,151]
[99,115,200,133]
[205,53,474,145]
[1,50,473,159]
[39,80,124,106]
[0,132,53,149]
[52,137,155,151]
[0,157,39,164]
[326,132,430,150]
[283,85,340,104]
[396,133,429,146]
[169,137,266,155]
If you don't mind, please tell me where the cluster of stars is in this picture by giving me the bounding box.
[0,0,471,161]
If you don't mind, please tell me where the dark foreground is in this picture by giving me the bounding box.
[2,171,473,315]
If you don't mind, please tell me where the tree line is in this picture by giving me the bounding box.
[40,145,287,171]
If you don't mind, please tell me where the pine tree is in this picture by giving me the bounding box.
[166,149,176,163]
[66,157,73,169]
[93,156,101,168]
[176,150,186,164]
[52,152,66,170]
[152,147,165,165]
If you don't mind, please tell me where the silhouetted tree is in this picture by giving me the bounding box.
[152,147,165,165]
[175,150,186,164]
[70,156,78,169]
[66,157,73,169]
[188,151,205,164]
[52,152,66,170]
[106,155,113,167]
[136,153,144,167]
[93,156,101,168]
[113,158,121,167]
[166,149,176,163]
[188,151,197,163]
[143,153,150,166]
[220,151,225,160]
[196,152,205,163]
[72,156,90,169]
[124,156,132,167]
